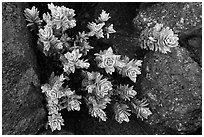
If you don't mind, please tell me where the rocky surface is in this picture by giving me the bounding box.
[133,2,202,134]
[38,129,74,135]
[133,2,202,34]
[140,47,202,134]
[2,2,47,134]
[179,26,202,67]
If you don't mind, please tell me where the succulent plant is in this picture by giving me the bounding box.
[60,49,90,74]
[116,84,137,101]
[95,47,121,74]
[25,3,152,132]
[140,23,179,54]
[131,98,152,121]
[24,6,42,27]
[114,102,131,124]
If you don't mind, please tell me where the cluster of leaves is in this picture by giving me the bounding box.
[140,23,179,54]
[95,47,142,82]
[41,73,81,131]
[24,3,152,132]
[82,71,112,121]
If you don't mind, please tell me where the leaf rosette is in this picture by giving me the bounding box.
[96,78,113,98]
[96,10,111,23]
[114,103,131,124]
[87,22,105,38]
[24,6,42,27]
[158,26,179,48]
[121,59,142,83]
[116,84,137,101]
[61,49,90,73]
[131,99,152,121]
[140,23,179,54]
[87,96,107,121]
[48,113,64,132]
[48,3,76,31]
[95,47,120,74]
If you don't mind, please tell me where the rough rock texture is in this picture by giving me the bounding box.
[179,26,202,66]
[2,2,47,134]
[133,4,202,134]
[140,47,202,134]
[38,129,74,135]
[133,2,202,34]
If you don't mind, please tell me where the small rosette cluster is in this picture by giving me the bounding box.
[86,96,111,122]
[113,92,152,123]
[116,56,143,83]
[38,25,63,54]
[131,98,152,121]
[24,4,116,56]
[115,84,137,101]
[87,10,116,39]
[113,84,137,123]
[95,47,142,83]
[74,31,94,55]
[114,103,131,124]
[24,6,42,27]
[47,3,76,31]
[82,71,112,121]
[41,73,81,132]
[24,3,76,55]
[140,23,179,54]
[95,47,121,74]
[60,49,90,74]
